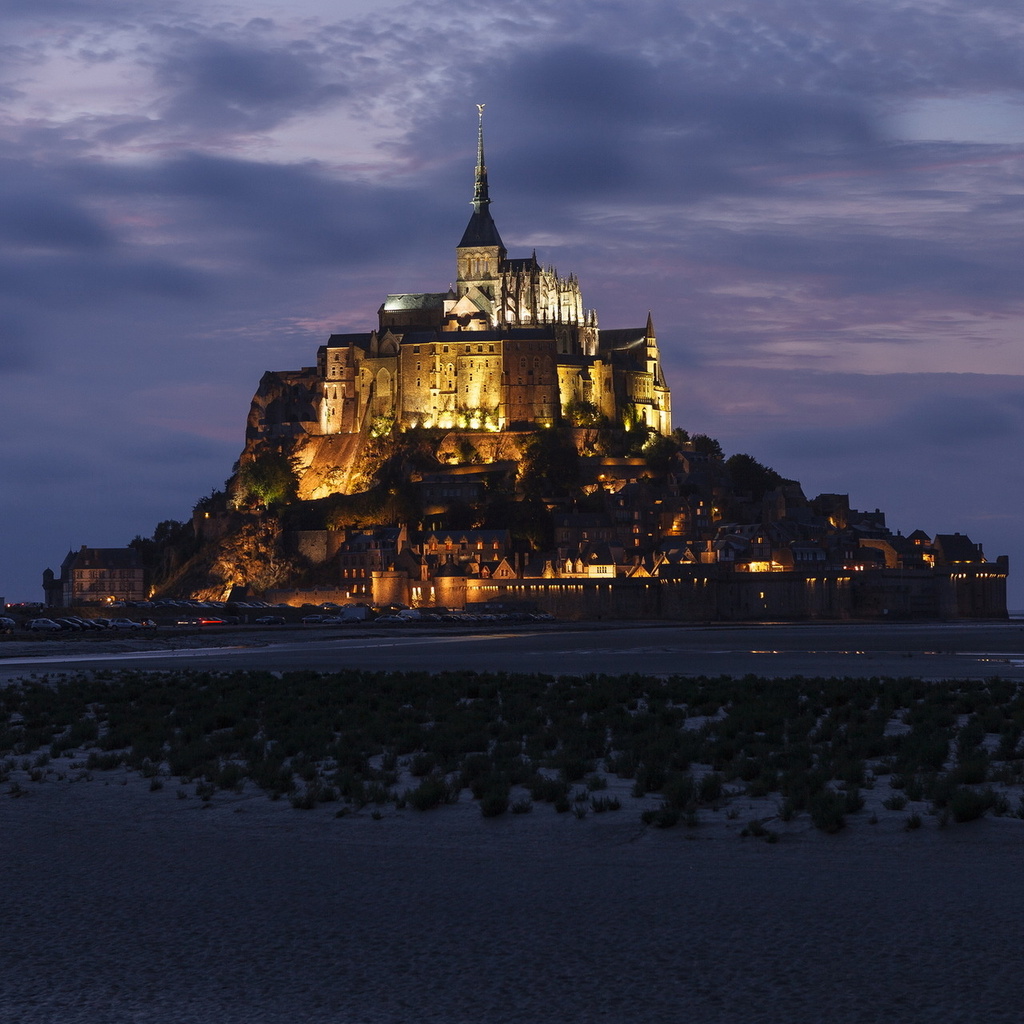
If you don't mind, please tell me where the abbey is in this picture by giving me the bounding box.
[250,109,671,442]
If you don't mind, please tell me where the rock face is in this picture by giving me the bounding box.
[245,370,320,442]
[291,434,370,500]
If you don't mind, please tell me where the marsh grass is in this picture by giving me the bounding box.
[1,668,1023,833]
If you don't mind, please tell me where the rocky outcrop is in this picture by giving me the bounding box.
[246,370,320,441]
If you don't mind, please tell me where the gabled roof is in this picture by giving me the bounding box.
[933,533,983,563]
[69,546,142,571]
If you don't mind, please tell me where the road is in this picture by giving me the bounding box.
[2,619,1023,681]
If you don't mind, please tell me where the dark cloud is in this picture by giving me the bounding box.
[0,192,113,250]
[0,251,209,307]
[693,226,1024,303]
[153,37,350,133]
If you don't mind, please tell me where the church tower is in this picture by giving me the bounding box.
[455,105,506,324]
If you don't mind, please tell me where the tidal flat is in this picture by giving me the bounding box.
[3,666,1024,1022]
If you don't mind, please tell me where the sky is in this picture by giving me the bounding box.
[1,0,1021,609]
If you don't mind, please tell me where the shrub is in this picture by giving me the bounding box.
[86,751,124,771]
[527,774,568,804]
[698,772,723,804]
[642,805,680,829]
[882,794,907,811]
[407,775,453,811]
[949,787,990,823]
[809,791,846,833]
[777,798,796,822]
[661,773,695,811]
[905,812,922,830]
[480,787,510,818]
[511,798,533,814]
[410,752,436,777]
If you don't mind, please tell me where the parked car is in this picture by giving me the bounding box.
[254,615,285,625]
[26,618,63,631]
[108,618,140,629]
[0,616,16,633]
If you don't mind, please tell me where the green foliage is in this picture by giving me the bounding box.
[564,398,603,427]
[237,449,299,507]
[642,433,682,473]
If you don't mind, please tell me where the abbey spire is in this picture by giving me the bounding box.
[458,104,505,250]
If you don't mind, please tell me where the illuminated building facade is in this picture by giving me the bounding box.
[249,109,671,443]
[43,546,146,607]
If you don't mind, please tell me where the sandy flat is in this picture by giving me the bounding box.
[3,763,1024,1023]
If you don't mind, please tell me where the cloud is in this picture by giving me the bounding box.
[0,192,113,250]
[152,36,350,134]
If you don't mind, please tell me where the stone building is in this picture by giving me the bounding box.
[247,108,671,450]
[43,546,146,607]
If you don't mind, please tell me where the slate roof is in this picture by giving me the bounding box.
[325,332,372,349]
[382,293,447,311]
[458,207,504,249]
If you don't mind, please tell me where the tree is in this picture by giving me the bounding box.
[236,450,299,507]
[691,433,723,458]
[564,397,603,427]
[725,453,787,499]
[642,433,682,473]
[519,427,580,499]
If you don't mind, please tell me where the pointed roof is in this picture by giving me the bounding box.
[458,105,505,250]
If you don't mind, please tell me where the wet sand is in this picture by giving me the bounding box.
[3,769,1024,1023]
[3,619,1024,682]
